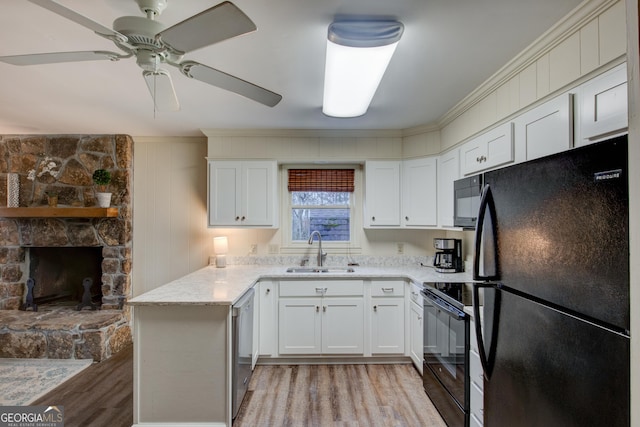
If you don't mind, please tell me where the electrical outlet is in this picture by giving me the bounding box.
[250,244,257,255]
[268,244,279,254]
[397,242,404,254]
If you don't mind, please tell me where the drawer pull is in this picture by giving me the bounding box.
[381,287,394,292]
[315,287,328,294]
[316,306,319,312]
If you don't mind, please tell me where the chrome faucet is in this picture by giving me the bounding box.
[308,230,327,267]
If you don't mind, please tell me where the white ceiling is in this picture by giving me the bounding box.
[0,0,584,137]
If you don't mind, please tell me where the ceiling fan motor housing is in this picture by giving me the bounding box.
[135,0,167,16]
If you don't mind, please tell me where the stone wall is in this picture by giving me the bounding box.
[0,135,133,310]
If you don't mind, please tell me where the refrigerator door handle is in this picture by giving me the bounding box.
[473,283,500,380]
[473,184,498,280]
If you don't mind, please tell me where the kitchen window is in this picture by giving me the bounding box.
[282,166,361,252]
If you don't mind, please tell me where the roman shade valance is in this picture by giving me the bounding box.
[287,169,354,192]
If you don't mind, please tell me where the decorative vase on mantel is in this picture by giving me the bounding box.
[96,192,112,208]
[92,169,112,208]
[6,173,19,207]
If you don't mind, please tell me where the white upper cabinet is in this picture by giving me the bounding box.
[577,63,628,146]
[208,160,278,227]
[461,122,514,176]
[437,148,460,228]
[402,157,437,227]
[514,93,573,162]
[364,161,401,227]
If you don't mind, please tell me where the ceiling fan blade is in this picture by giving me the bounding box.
[27,0,126,41]
[158,1,257,54]
[143,70,180,112]
[0,51,126,66]
[180,61,281,107]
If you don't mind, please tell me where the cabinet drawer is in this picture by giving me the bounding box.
[371,280,405,297]
[470,381,484,423]
[280,280,364,297]
[470,348,484,391]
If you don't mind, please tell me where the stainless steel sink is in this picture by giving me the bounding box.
[285,267,355,273]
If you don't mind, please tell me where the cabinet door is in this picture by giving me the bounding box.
[461,122,514,175]
[437,149,459,227]
[409,301,424,373]
[578,63,628,145]
[364,161,401,227]
[208,161,242,226]
[371,297,405,354]
[321,298,364,354]
[258,281,277,357]
[514,93,572,162]
[242,161,276,226]
[278,298,321,354]
[402,157,437,227]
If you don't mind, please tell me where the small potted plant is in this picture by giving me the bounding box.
[92,169,112,207]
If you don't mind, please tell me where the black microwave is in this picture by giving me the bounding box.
[453,174,483,229]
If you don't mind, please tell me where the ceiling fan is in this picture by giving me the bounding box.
[0,0,282,110]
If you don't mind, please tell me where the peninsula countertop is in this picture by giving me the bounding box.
[127,264,474,307]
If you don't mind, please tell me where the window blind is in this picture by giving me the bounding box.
[288,169,355,192]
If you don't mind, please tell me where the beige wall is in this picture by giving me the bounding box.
[132,136,210,296]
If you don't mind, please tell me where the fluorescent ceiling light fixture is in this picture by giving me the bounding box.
[323,20,404,118]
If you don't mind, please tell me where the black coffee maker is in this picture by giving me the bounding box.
[433,238,464,273]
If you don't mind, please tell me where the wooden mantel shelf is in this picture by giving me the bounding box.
[0,207,118,218]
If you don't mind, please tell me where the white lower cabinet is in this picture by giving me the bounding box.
[409,300,423,373]
[278,280,364,355]
[370,280,405,354]
[258,280,277,357]
[469,315,484,425]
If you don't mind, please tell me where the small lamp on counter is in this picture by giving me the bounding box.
[213,236,228,268]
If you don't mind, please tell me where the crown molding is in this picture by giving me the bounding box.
[200,128,403,138]
[438,0,619,128]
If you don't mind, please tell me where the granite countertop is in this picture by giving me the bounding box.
[127,264,474,307]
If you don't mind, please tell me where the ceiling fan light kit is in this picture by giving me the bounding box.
[322,20,404,118]
[0,0,282,111]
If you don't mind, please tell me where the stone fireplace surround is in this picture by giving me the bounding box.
[0,135,133,361]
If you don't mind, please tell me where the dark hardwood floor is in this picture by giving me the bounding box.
[31,344,134,427]
[33,347,444,427]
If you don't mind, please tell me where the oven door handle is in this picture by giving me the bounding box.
[422,292,465,320]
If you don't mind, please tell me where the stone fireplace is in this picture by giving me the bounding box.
[0,135,133,361]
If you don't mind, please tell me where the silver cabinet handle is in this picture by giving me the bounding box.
[315,287,328,294]
[381,287,394,292]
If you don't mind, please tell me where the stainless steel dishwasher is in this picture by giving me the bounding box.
[232,287,255,419]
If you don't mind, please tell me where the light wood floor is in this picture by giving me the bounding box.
[32,346,445,427]
[235,364,446,427]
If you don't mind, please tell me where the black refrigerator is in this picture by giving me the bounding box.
[472,134,630,427]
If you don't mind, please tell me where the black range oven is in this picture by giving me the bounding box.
[421,282,470,427]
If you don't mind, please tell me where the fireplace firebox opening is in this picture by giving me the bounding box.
[27,247,103,309]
